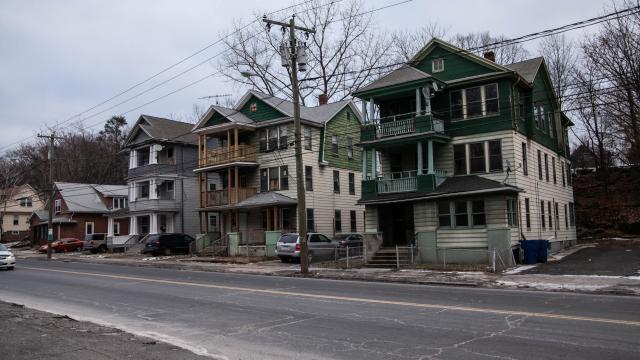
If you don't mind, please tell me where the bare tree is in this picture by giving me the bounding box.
[538,34,578,109]
[0,157,23,241]
[451,32,530,65]
[581,0,640,165]
[391,23,449,62]
[218,0,395,104]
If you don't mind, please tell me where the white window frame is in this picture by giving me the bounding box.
[432,58,444,72]
[450,83,499,121]
[54,199,61,213]
[85,222,94,235]
[304,127,312,150]
[113,222,120,235]
[507,198,518,227]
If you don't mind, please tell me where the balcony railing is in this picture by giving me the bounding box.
[368,169,448,195]
[206,187,257,207]
[200,144,257,167]
[361,113,445,142]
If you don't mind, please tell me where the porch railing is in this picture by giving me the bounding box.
[377,177,417,193]
[362,112,445,141]
[200,144,257,167]
[206,187,257,207]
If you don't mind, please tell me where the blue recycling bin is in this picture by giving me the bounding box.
[519,240,538,264]
[537,240,549,263]
[520,240,549,264]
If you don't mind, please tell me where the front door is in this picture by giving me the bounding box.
[380,203,414,246]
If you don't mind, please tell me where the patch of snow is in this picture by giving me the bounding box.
[495,280,608,291]
[502,265,537,274]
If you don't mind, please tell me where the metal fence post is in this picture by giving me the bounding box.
[492,248,496,273]
[443,248,446,270]
[346,245,349,268]
[396,245,399,269]
[410,244,414,265]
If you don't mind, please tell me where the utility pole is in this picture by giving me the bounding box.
[263,15,314,274]
[37,132,62,261]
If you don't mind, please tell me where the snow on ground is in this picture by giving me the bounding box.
[502,265,537,274]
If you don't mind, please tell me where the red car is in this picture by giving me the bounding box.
[38,238,84,253]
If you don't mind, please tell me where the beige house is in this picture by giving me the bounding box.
[0,184,44,241]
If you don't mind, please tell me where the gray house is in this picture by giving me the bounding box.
[123,115,201,237]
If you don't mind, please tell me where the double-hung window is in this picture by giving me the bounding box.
[306,208,315,232]
[569,202,575,226]
[471,200,486,226]
[261,166,288,191]
[348,173,355,195]
[304,127,312,150]
[438,202,451,227]
[347,137,354,159]
[334,210,342,233]
[331,134,339,155]
[488,140,502,172]
[541,201,546,229]
[548,202,553,229]
[454,144,466,175]
[454,201,469,227]
[350,210,357,232]
[525,198,531,230]
[561,162,566,186]
[544,154,549,182]
[305,166,313,191]
[538,150,543,180]
[469,142,485,174]
[432,58,444,72]
[54,199,61,213]
[438,200,485,228]
[522,142,528,176]
[268,128,279,151]
[552,157,557,184]
[333,170,340,194]
[450,83,499,120]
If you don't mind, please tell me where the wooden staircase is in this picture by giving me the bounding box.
[366,246,413,268]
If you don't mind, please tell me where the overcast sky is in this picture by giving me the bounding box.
[0,0,613,154]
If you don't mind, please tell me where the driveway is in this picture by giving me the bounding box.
[524,240,640,276]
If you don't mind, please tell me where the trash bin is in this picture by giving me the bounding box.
[519,240,538,264]
[537,240,549,263]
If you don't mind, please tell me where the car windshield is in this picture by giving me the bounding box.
[145,234,160,243]
[279,234,298,243]
[0,244,7,251]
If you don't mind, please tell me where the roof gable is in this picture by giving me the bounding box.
[124,115,198,147]
[237,94,288,122]
[410,38,509,82]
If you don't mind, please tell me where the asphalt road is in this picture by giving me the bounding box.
[1,259,639,360]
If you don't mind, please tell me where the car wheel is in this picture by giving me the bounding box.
[279,256,288,263]
[98,245,107,254]
[163,248,171,256]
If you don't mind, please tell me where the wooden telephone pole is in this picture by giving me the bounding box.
[263,15,315,274]
[37,132,63,260]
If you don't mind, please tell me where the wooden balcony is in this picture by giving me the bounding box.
[199,144,257,168]
[361,113,445,143]
[206,187,257,207]
[362,170,447,200]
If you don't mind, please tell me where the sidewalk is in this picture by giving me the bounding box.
[12,246,640,296]
[0,301,210,360]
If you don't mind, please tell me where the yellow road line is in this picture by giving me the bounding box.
[21,266,640,327]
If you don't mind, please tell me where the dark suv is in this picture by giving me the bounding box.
[141,233,194,256]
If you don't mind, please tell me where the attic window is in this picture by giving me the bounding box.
[250,103,257,112]
[432,58,444,73]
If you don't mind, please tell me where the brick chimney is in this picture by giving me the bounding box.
[483,51,496,62]
[318,93,329,106]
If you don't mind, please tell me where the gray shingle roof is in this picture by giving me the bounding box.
[234,191,297,209]
[138,115,198,144]
[504,57,543,84]
[250,90,357,124]
[55,182,127,213]
[354,66,432,95]
[210,106,254,124]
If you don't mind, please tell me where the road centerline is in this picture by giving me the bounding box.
[20,265,640,327]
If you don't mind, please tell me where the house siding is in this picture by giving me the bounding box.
[323,107,362,171]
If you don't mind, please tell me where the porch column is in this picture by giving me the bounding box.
[423,87,432,115]
[234,166,239,203]
[369,98,375,123]
[361,148,367,180]
[198,135,202,166]
[415,87,422,115]
[149,179,158,200]
[107,217,114,237]
[361,100,367,124]
[428,140,434,175]
[150,214,158,234]
[417,141,423,175]
[234,127,239,158]
[226,129,231,160]
[371,148,377,179]
[227,168,232,204]
[129,216,137,235]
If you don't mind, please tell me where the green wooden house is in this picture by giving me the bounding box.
[354,38,576,265]
[192,90,364,253]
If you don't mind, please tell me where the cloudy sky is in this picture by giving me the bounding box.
[0,0,613,154]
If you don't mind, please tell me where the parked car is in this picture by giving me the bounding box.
[141,233,194,256]
[38,238,84,253]
[332,233,364,256]
[10,236,31,249]
[275,233,337,263]
[82,233,108,253]
[0,243,16,270]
